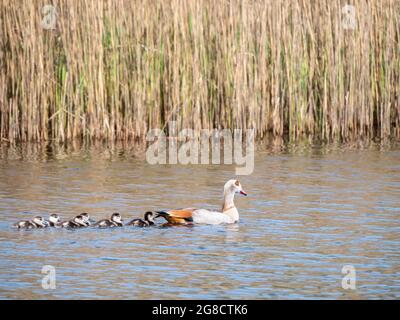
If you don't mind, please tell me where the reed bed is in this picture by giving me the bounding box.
[0,0,399,143]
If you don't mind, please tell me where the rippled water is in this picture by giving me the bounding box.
[0,143,399,299]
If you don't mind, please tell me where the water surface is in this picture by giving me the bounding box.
[0,143,399,299]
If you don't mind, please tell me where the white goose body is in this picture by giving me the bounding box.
[191,207,239,224]
[156,179,246,225]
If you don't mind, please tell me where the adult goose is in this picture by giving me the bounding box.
[156,179,247,225]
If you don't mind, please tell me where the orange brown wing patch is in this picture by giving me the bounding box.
[156,208,195,224]
[167,209,194,218]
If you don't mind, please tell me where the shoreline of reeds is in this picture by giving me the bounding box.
[0,0,399,144]
[2,138,400,164]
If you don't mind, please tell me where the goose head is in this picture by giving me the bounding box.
[144,211,155,225]
[73,215,87,226]
[111,212,123,224]
[49,214,60,224]
[80,213,91,225]
[33,216,48,227]
[224,179,247,196]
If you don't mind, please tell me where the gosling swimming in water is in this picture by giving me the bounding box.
[93,213,123,228]
[126,211,155,227]
[61,215,88,228]
[13,216,48,229]
[72,213,92,226]
[47,214,61,227]
[79,213,93,226]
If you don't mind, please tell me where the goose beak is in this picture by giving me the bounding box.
[240,190,247,196]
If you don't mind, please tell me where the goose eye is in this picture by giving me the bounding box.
[235,180,240,186]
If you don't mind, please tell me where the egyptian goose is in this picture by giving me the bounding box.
[74,212,93,226]
[126,211,155,227]
[93,213,124,228]
[156,179,247,225]
[13,216,49,229]
[61,215,88,228]
[47,214,61,227]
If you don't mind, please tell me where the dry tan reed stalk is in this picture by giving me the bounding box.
[0,0,399,143]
